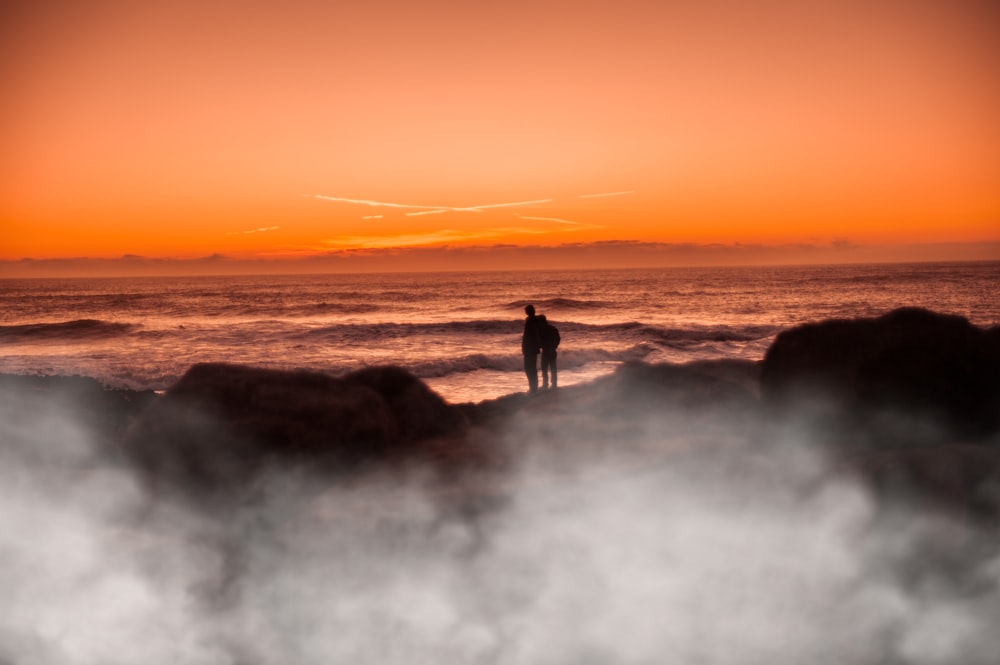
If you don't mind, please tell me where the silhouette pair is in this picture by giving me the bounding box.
[522,304,561,393]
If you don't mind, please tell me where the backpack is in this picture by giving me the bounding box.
[541,323,560,351]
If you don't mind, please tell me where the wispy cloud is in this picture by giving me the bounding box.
[312,195,446,211]
[516,214,605,231]
[323,229,501,249]
[321,215,605,251]
[312,193,554,217]
[311,191,615,248]
[578,190,635,198]
[517,215,585,226]
[226,226,280,235]
[404,199,553,216]
[322,223,576,250]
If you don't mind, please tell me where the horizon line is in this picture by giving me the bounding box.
[2,240,997,278]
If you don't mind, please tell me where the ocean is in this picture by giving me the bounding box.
[1,261,998,403]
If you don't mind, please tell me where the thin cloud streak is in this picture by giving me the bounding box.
[312,195,447,210]
[324,231,466,249]
[314,194,552,216]
[578,190,635,198]
[313,193,631,223]
[405,199,553,216]
[517,215,586,226]
[322,224,564,250]
[226,226,280,235]
[516,214,605,232]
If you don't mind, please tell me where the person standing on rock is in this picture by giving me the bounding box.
[536,314,561,389]
[522,304,541,393]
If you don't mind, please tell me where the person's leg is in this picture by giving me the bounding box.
[551,351,558,388]
[540,354,550,389]
[523,353,538,392]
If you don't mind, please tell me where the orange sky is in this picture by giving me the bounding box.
[2,0,998,275]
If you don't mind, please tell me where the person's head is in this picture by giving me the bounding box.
[524,304,535,316]
[537,314,547,324]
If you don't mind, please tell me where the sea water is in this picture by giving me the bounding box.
[1,262,998,403]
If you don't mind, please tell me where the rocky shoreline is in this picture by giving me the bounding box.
[2,307,998,514]
[3,307,1000,662]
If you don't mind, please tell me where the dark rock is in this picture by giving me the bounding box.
[761,307,1000,441]
[346,365,468,441]
[841,445,1000,524]
[605,360,758,411]
[460,359,760,427]
[123,363,467,501]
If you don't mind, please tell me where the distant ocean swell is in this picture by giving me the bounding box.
[505,298,613,310]
[0,319,138,342]
[290,319,523,341]
[3,263,997,402]
[216,302,385,317]
[291,320,780,341]
[0,318,779,350]
[579,321,780,342]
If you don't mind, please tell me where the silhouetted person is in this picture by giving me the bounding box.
[537,314,561,389]
[522,304,541,393]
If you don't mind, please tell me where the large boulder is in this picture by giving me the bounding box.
[345,365,468,441]
[761,308,1000,441]
[124,363,467,501]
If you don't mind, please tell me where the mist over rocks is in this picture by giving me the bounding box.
[123,362,471,502]
[0,373,155,455]
[458,359,761,469]
[840,444,1000,525]
[4,308,1000,663]
[761,307,1000,442]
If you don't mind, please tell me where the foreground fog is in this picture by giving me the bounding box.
[1,371,998,665]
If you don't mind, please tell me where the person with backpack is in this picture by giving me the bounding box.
[536,314,561,389]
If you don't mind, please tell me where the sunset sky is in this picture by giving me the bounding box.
[2,0,998,275]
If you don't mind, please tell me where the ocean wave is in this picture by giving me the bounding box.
[506,298,613,311]
[407,345,654,378]
[640,324,779,344]
[287,319,781,347]
[0,319,138,343]
[292,319,523,341]
[198,302,383,318]
[565,321,779,343]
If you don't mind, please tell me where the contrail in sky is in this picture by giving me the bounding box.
[312,195,447,210]
[405,199,553,216]
[516,215,585,225]
[578,190,635,198]
[313,191,630,223]
[226,226,280,235]
[313,194,552,217]
[323,226,552,249]
[516,214,605,231]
